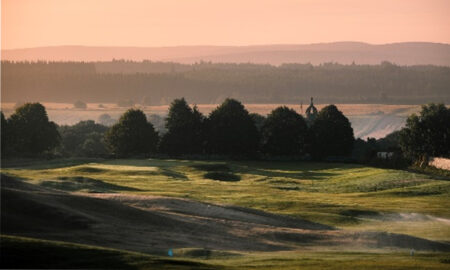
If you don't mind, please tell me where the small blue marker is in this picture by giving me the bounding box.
[168,249,173,257]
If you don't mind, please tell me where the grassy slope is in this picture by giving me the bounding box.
[0,235,214,270]
[2,159,449,242]
[2,235,449,270]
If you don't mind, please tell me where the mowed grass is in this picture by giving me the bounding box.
[2,235,449,270]
[2,158,450,242]
[210,250,450,270]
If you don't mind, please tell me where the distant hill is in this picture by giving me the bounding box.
[3,42,450,66]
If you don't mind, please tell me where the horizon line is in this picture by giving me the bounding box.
[3,40,450,51]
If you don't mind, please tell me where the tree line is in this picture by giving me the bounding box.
[1,99,355,160]
[2,61,449,105]
[1,99,448,164]
[352,103,450,168]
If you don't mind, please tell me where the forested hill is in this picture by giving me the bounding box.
[2,61,449,105]
[2,42,450,66]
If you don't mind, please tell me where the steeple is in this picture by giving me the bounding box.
[305,97,318,123]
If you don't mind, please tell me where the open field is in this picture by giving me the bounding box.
[1,158,450,269]
[1,102,421,138]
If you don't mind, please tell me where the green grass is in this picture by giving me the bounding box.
[0,235,214,270]
[2,158,450,243]
[209,250,450,270]
[2,235,449,270]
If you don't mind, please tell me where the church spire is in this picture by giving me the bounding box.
[305,97,318,124]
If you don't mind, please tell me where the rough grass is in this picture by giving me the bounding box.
[2,158,450,243]
[2,235,449,270]
[2,159,450,269]
[0,235,213,270]
[210,250,450,270]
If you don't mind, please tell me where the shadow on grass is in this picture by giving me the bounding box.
[70,166,108,173]
[204,172,241,182]
[191,164,231,172]
[245,168,337,180]
[1,158,103,170]
[0,235,213,270]
[41,176,141,193]
[231,161,360,180]
[159,168,189,180]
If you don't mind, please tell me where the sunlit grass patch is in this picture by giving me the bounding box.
[2,158,450,242]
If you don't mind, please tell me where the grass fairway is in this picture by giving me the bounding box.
[2,158,450,269]
[210,251,450,270]
[3,158,449,240]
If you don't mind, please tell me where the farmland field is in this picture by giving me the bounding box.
[1,158,449,269]
[1,102,421,139]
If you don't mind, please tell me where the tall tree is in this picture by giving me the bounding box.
[7,103,60,155]
[1,112,9,157]
[249,113,266,132]
[399,103,450,160]
[206,99,259,157]
[261,106,308,156]
[309,105,354,159]
[105,109,158,157]
[159,98,204,155]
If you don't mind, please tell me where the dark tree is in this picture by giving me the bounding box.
[352,138,377,163]
[249,113,266,132]
[206,99,259,157]
[309,105,354,159]
[376,130,402,152]
[105,109,158,157]
[81,132,108,157]
[1,112,9,157]
[261,106,308,156]
[399,103,450,160]
[7,103,60,155]
[159,98,204,155]
[58,120,108,157]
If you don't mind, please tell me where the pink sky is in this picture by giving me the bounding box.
[2,0,449,49]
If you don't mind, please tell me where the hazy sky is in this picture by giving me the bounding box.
[2,0,449,49]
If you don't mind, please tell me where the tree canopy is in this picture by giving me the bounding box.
[1,112,8,156]
[0,98,363,160]
[7,103,60,155]
[206,99,259,157]
[399,103,450,159]
[309,105,354,159]
[58,120,108,157]
[261,106,308,156]
[159,98,204,155]
[105,109,158,157]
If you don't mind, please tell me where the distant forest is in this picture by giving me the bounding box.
[2,60,449,105]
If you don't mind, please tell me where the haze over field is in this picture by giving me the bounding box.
[0,103,417,139]
[3,42,450,65]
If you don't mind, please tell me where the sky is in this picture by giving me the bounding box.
[2,0,450,49]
